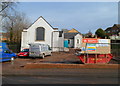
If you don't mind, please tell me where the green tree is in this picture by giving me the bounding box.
[95,28,106,38]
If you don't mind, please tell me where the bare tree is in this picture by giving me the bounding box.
[0,2,17,17]
[0,2,14,13]
[1,2,30,52]
[0,2,17,33]
[3,12,31,43]
[1,2,30,43]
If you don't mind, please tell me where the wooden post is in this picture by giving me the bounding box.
[95,35,97,38]
[84,43,87,63]
[86,53,89,63]
[105,54,107,64]
[95,54,97,64]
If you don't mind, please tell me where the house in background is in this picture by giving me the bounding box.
[84,30,95,38]
[0,32,7,42]
[105,24,120,40]
[63,28,82,48]
[21,16,64,51]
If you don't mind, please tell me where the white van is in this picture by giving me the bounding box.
[29,43,52,58]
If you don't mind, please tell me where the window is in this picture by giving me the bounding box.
[4,50,12,54]
[21,49,29,52]
[107,31,110,33]
[36,27,45,41]
[59,31,63,37]
[48,46,52,50]
[68,40,70,44]
[77,39,79,44]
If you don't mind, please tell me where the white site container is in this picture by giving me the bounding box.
[29,43,52,58]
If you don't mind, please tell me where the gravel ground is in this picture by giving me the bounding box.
[16,51,119,64]
[3,51,119,65]
[2,51,119,70]
[2,49,118,69]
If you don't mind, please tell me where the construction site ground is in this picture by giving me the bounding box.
[1,49,120,84]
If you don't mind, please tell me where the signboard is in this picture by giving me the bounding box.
[81,38,111,54]
[82,39,98,43]
[96,39,109,47]
[99,39,109,43]
[86,44,96,51]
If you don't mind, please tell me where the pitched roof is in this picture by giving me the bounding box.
[114,24,120,28]
[25,16,57,30]
[53,28,58,30]
[62,29,69,33]
[68,28,79,33]
[105,27,111,31]
[105,24,120,31]
[64,33,79,39]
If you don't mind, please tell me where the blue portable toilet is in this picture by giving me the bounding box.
[64,40,68,48]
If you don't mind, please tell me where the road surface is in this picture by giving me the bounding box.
[2,68,119,84]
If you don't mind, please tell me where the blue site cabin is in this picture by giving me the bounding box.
[64,40,69,48]
[0,42,16,62]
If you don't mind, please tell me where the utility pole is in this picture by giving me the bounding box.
[0,3,2,42]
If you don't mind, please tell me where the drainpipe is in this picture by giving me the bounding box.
[51,32,53,51]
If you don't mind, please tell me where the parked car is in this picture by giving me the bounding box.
[17,48,29,57]
[0,42,16,62]
[29,43,52,58]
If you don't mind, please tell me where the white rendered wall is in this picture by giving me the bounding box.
[27,17,54,47]
[74,34,82,49]
[21,31,29,50]
[58,32,64,51]
[21,17,56,51]
[52,31,59,51]
[52,31,64,51]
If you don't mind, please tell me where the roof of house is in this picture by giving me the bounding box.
[62,29,69,33]
[105,24,120,31]
[105,27,111,31]
[53,28,58,30]
[25,16,57,30]
[114,24,120,28]
[64,33,80,39]
[67,28,79,33]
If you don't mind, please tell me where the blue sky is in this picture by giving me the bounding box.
[17,2,118,34]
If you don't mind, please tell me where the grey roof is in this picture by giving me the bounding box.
[64,33,79,39]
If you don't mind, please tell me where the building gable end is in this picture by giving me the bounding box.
[27,16,54,31]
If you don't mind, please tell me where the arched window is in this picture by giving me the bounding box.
[36,27,45,41]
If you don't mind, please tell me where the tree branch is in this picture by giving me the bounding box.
[0,4,9,13]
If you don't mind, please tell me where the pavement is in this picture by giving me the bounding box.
[24,63,119,69]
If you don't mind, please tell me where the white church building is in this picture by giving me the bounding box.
[21,16,64,52]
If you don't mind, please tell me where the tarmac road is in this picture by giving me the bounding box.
[2,68,119,84]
